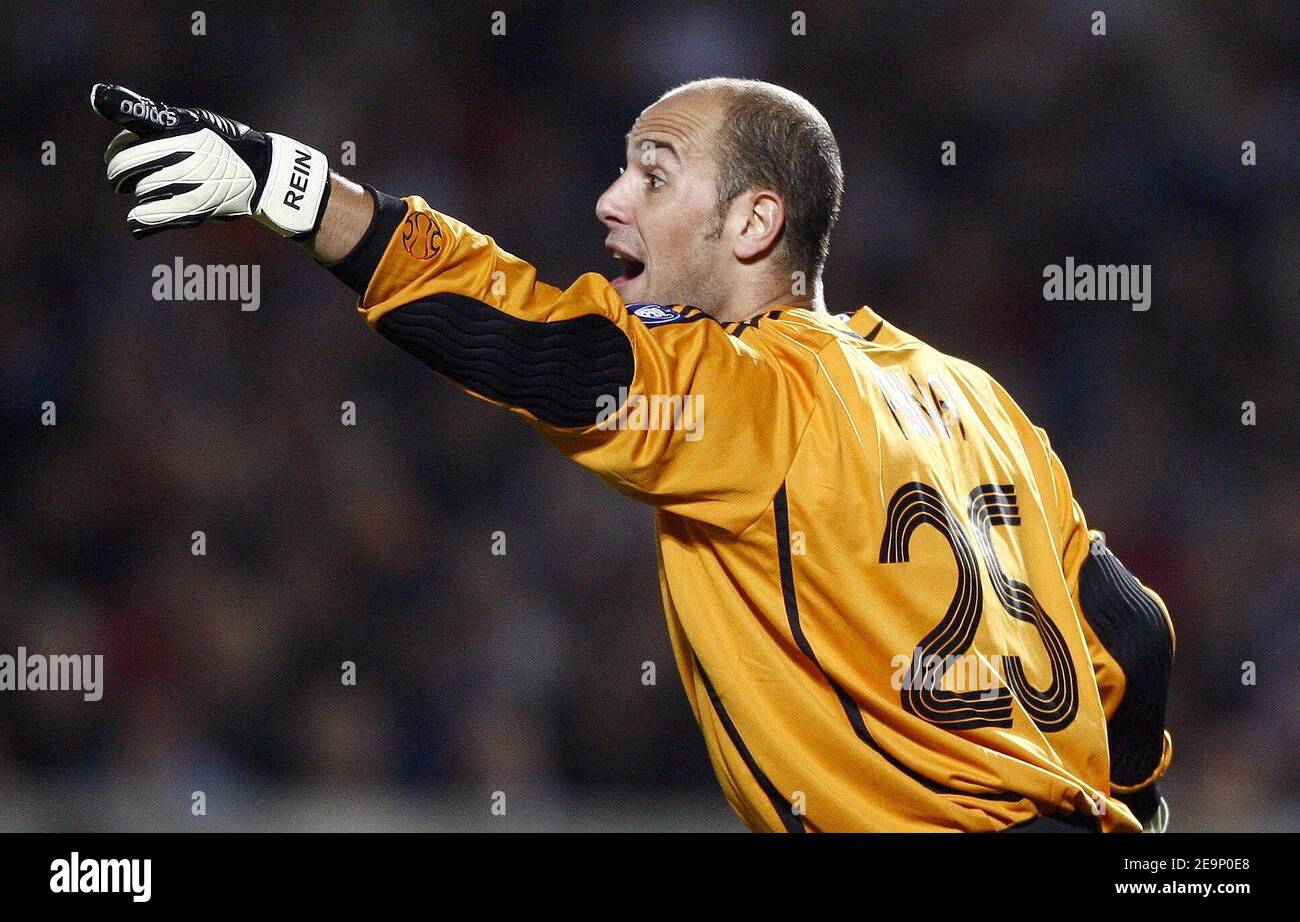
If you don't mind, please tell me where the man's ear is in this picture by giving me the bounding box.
[732,190,785,262]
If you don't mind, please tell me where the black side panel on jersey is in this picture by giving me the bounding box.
[695,653,803,833]
[1078,544,1174,789]
[375,293,635,428]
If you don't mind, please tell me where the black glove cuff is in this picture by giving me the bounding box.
[321,185,409,296]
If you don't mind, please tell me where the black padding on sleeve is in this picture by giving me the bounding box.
[1079,545,1174,788]
[321,185,409,295]
[376,293,635,428]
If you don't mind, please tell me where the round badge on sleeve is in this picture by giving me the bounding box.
[628,303,683,326]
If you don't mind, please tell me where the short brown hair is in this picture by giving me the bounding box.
[670,78,843,278]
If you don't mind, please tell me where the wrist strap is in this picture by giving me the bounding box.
[256,133,330,236]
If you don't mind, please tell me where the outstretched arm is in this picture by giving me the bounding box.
[92,83,814,532]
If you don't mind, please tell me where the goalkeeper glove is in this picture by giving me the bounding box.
[90,83,330,239]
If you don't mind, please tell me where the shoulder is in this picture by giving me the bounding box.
[729,308,866,354]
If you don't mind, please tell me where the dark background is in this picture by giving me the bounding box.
[0,1,1295,830]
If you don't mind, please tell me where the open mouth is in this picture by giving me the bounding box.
[608,246,646,290]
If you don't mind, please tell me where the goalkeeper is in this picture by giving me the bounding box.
[91,80,1174,833]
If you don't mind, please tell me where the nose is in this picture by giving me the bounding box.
[596,174,630,229]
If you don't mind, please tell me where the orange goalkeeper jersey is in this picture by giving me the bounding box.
[357,195,1174,832]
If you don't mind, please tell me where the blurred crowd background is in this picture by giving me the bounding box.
[0,1,1295,831]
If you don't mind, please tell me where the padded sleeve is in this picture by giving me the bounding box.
[353,196,816,533]
[375,292,633,429]
[1077,536,1175,795]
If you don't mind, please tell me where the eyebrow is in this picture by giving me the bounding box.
[625,134,681,167]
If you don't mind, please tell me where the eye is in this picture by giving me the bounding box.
[646,173,665,190]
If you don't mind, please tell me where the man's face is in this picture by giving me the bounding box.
[596,91,731,309]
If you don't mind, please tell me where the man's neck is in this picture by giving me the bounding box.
[712,276,826,323]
